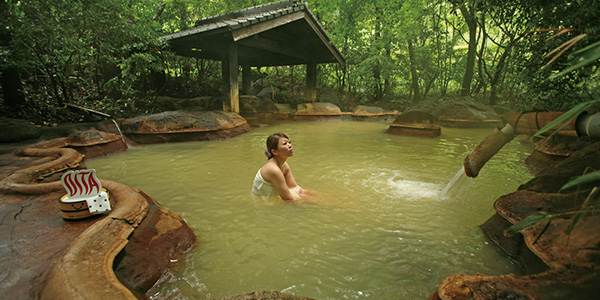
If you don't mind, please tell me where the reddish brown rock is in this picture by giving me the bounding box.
[519,142,600,193]
[121,111,250,144]
[114,191,196,293]
[66,129,128,159]
[386,110,441,138]
[524,149,566,174]
[434,142,600,299]
[294,102,343,121]
[239,96,292,126]
[0,139,197,300]
[351,105,398,122]
[525,135,598,173]
[435,100,502,128]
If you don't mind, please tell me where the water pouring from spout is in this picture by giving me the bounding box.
[440,123,515,200]
[440,166,468,200]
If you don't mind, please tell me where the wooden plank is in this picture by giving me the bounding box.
[237,36,308,60]
[232,11,304,41]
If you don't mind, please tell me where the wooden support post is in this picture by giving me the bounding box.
[305,62,317,102]
[222,42,239,113]
[242,65,252,95]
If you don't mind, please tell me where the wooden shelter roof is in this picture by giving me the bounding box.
[160,0,345,67]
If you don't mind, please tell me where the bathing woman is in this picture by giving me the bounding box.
[252,133,309,201]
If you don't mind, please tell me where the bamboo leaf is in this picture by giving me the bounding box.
[541,113,580,140]
[559,170,600,191]
[566,206,592,235]
[533,220,552,245]
[505,212,553,236]
[544,33,587,59]
[544,28,575,42]
[566,213,583,235]
[543,33,587,66]
[572,40,600,56]
[530,101,594,140]
[550,41,600,79]
[590,188,600,210]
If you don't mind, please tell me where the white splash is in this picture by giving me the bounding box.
[360,169,441,201]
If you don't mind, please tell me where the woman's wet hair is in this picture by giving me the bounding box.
[265,132,288,159]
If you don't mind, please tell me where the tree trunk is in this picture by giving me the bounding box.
[458,2,477,97]
[489,49,511,105]
[408,40,421,101]
[0,67,26,107]
[372,5,383,102]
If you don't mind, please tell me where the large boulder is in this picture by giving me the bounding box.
[433,142,600,299]
[155,96,213,112]
[294,102,343,121]
[255,98,279,112]
[275,103,295,114]
[65,129,128,158]
[114,196,196,293]
[525,135,599,173]
[352,105,385,115]
[0,118,41,142]
[120,111,250,144]
[239,96,292,126]
[435,100,501,127]
[351,105,398,122]
[296,102,342,115]
[386,110,441,138]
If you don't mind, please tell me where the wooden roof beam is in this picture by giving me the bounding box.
[302,11,345,65]
[237,36,309,61]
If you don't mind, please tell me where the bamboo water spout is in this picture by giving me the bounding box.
[463,112,600,178]
[464,123,515,178]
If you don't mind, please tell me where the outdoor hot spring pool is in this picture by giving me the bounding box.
[87,121,535,299]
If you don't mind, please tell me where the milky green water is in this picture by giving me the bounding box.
[87,121,535,300]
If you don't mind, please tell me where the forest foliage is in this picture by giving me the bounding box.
[1,0,599,124]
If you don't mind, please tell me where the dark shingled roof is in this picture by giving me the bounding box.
[161,0,345,67]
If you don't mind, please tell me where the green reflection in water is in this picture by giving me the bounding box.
[88,121,535,300]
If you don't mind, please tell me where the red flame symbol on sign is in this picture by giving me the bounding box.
[61,169,102,198]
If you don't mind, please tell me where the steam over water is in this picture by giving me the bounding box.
[88,121,534,299]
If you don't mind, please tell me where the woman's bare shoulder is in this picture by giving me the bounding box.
[261,161,281,177]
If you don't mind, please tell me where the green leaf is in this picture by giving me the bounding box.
[550,41,600,80]
[505,212,553,236]
[593,188,600,210]
[559,170,600,192]
[566,206,592,235]
[533,219,552,245]
[530,100,596,140]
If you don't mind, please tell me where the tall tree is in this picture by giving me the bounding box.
[450,0,479,97]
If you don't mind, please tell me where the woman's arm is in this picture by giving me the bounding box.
[263,165,297,201]
[282,162,299,188]
[283,164,309,195]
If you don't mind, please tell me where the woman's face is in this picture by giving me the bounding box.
[276,137,294,157]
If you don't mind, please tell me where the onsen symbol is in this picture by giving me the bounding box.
[61,169,102,198]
